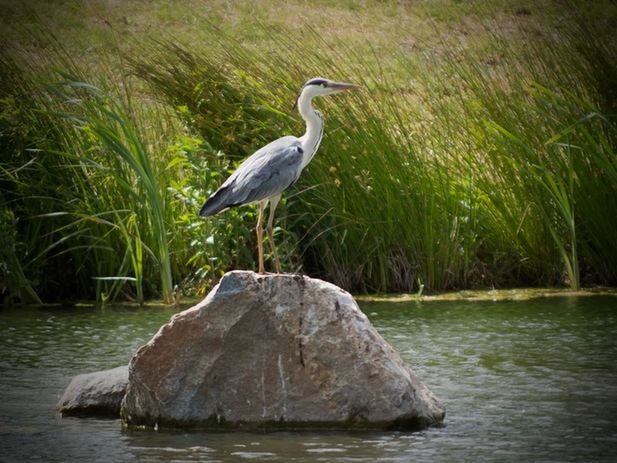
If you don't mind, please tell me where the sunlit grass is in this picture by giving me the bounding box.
[126,15,616,292]
[1,1,616,302]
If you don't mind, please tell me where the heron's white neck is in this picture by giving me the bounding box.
[297,91,324,169]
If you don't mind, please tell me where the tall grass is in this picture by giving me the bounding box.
[1,6,616,302]
[129,33,483,292]
[444,21,617,289]
[0,38,268,303]
[130,16,616,292]
[61,80,175,303]
[0,44,179,303]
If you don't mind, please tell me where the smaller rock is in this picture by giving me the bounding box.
[57,365,128,417]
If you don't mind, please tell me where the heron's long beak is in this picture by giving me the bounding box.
[330,81,359,92]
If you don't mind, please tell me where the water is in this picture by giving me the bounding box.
[1,296,617,462]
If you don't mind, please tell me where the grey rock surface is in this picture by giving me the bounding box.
[121,271,445,430]
[58,365,128,417]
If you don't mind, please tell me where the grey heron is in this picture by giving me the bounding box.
[199,77,357,273]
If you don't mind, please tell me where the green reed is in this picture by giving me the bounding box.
[129,16,616,292]
[1,4,615,302]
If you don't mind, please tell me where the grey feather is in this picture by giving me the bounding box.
[199,136,304,217]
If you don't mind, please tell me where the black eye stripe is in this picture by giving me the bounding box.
[305,78,328,87]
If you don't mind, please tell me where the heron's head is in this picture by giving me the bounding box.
[300,77,358,98]
[294,77,357,109]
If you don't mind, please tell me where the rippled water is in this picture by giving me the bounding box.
[1,296,617,462]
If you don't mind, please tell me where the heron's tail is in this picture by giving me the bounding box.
[198,197,224,217]
[198,185,233,217]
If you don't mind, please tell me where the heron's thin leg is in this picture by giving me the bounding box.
[266,195,282,274]
[256,201,266,274]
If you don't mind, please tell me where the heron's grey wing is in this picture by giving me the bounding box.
[199,137,304,216]
[233,145,305,203]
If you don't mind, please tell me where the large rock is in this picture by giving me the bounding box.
[121,271,445,430]
[58,365,128,417]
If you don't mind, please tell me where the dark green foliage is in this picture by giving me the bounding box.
[127,21,617,292]
[1,11,616,301]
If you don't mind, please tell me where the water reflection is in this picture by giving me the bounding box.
[1,296,617,462]
[120,429,438,462]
